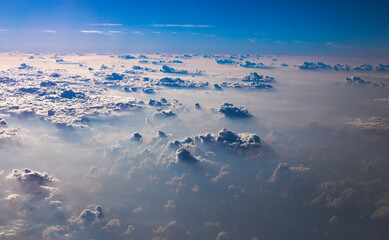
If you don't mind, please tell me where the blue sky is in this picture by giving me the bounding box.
[0,0,388,55]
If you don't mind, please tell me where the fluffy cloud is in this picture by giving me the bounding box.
[176,148,198,163]
[353,64,373,71]
[218,103,253,118]
[242,72,274,83]
[298,62,332,70]
[240,61,274,69]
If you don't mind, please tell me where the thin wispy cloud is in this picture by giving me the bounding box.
[108,31,123,34]
[42,30,57,33]
[191,32,217,37]
[132,31,143,35]
[326,42,353,49]
[0,29,8,32]
[88,23,123,26]
[248,38,256,43]
[80,30,103,34]
[150,24,213,28]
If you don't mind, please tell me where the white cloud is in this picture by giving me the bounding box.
[150,24,213,28]
[42,30,57,33]
[88,23,122,26]
[80,30,103,34]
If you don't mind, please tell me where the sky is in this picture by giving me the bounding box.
[0,0,389,55]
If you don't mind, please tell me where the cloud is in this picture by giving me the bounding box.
[154,110,176,118]
[0,29,8,32]
[347,117,389,130]
[7,168,55,187]
[176,148,198,163]
[240,61,274,69]
[42,30,57,33]
[345,76,387,87]
[160,65,188,74]
[108,30,123,34]
[196,128,261,155]
[218,103,253,118]
[212,165,229,182]
[216,59,236,64]
[298,62,332,70]
[124,225,136,234]
[80,30,103,34]
[371,206,389,219]
[375,64,389,71]
[88,23,123,26]
[131,132,143,142]
[133,205,143,213]
[153,221,176,233]
[325,42,351,49]
[150,24,213,28]
[102,219,121,232]
[242,72,274,83]
[333,64,351,71]
[353,64,373,71]
[216,231,229,240]
[68,205,103,227]
[164,200,176,211]
[42,225,66,239]
[158,77,209,88]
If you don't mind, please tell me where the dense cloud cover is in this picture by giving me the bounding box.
[0,53,388,240]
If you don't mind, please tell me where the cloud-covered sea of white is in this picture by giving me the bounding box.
[0,52,388,239]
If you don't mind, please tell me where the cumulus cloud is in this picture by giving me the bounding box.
[7,168,55,187]
[68,205,104,227]
[176,148,198,163]
[353,64,373,71]
[154,110,176,118]
[333,64,351,71]
[218,103,253,118]
[375,64,389,71]
[216,59,236,65]
[240,61,274,69]
[196,128,261,154]
[242,72,274,83]
[298,62,332,70]
[103,219,121,231]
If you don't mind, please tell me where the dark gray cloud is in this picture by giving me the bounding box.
[298,62,332,70]
[333,64,351,71]
[176,148,198,163]
[216,59,236,64]
[353,64,373,71]
[242,72,274,83]
[375,64,389,71]
[240,61,274,69]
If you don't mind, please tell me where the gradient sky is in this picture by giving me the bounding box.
[0,0,388,55]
